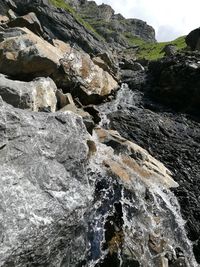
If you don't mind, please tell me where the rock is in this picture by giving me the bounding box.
[56,90,74,109]
[119,59,145,71]
[0,74,57,111]
[97,3,115,22]
[0,27,62,78]
[54,47,118,105]
[56,91,95,134]
[148,52,200,115]
[148,234,167,254]
[7,9,17,20]
[7,12,44,37]
[121,69,147,90]
[185,27,200,50]
[95,128,178,189]
[93,52,120,80]
[0,98,92,266]
[0,99,196,266]
[0,15,9,24]
[60,103,95,134]
[162,44,177,56]
[106,84,200,263]
[60,103,90,118]
[159,257,169,267]
[52,39,71,55]
[171,257,187,267]
[75,0,156,48]
[11,0,108,55]
[0,1,10,16]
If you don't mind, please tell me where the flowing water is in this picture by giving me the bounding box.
[87,84,199,266]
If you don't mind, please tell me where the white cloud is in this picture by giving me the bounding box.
[92,0,200,41]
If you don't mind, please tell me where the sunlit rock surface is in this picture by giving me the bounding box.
[0,98,197,266]
[0,74,57,111]
[53,46,118,104]
[0,27,62,78]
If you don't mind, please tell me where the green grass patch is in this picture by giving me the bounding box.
[123,32,147,46]
[136,36,187,60]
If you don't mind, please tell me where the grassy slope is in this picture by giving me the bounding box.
[49,0,103,40]
[136,36,187,60]
[49,0,186,61]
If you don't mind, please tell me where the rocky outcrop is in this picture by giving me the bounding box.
[7,0,108,55]
[53,45,118,104]
[0,27,62,78]
[75,0,156,48]
[98,67,200,264]
[0,74,57,111]
[109,105,200,263]
[148,52,200,116]
[0,98,196,266]
[0,26,118,104]
[185,27,200,50]
[0,0,199,266]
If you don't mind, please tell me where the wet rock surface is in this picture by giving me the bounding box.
[0,0,199,266]
[98,65,200,264]
[0,98,197,266]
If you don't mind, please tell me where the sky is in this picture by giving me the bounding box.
[93,0,200,42]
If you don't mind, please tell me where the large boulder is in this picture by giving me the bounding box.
[0,27,62,78]
[185,27,200,50]
[7,12,44,37]
[0,74,57,111]
[0,98,92,266]
[0,99,196,266]
[162,44,177,56]
[54,46,118,104]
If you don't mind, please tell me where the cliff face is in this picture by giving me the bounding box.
[0,0,199,266]
[66,0,156,48]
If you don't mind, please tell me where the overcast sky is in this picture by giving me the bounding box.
[93,0,200,41]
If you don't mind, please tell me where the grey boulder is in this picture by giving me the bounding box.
[0,74,57,111]
[0,99,197,266]
[0,98,92,266]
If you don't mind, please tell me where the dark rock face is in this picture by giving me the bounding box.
[7,12,44,37]
[8,0,108,55]
[0,98,91,266]
[185,27,200,50]
[1,99,196,266]
[148,52,200,116]
[99,66,200,263]
[0,0,10,16]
